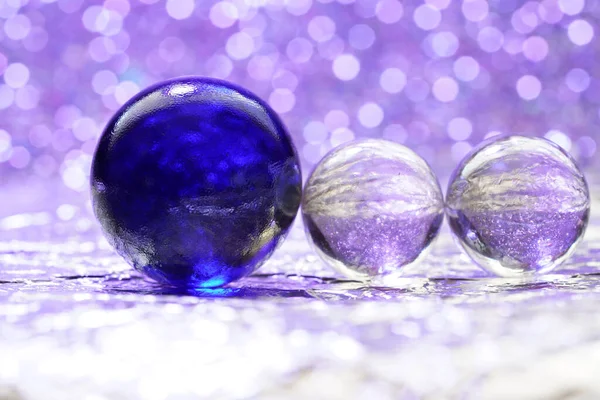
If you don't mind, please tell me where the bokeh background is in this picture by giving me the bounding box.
[0,0,599,200]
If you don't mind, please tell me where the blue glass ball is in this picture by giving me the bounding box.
[91,77,302,288]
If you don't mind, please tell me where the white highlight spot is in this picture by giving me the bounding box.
[4,63,29,88]
[209,1,238,28]
[447,117,473,141]
[308,16,336,42]
[432,77,459,102]
[226,32,254,60]
[516,75,542,100]
[358,102,384,128]
[166,0,195,20]
[269,89,295,114]
[568,19,594,46]
[453,56,479,81]
[413,5,441,31]
[332,54,360,81]
[379,68,406,93]
[376,0,403,24]
[545,129,572,151]
[565,68,590,93]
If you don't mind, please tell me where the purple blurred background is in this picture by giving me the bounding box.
[0,0,599,202]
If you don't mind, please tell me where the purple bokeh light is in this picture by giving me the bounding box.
[0,0,598,197]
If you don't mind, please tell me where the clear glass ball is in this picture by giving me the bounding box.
[302,139,444,282]
[446,135,590,277]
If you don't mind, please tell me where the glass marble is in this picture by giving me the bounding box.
[446,135,590,277]
[91,77,302,288]
[302,139,444,281]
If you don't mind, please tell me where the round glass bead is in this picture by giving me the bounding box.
[91,77,302,288]
[446,135,590,277]
[302,139,444,281]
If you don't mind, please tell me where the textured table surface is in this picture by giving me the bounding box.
[0,182,599,400]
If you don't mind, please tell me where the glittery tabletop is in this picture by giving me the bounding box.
[0,181,599,399]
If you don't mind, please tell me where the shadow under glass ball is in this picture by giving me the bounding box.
[302,139,444,282]
[446,135,590,277]
[91,77,302,288]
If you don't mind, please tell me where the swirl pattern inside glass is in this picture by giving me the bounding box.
[302,139,444,281]
[446,135,590,277]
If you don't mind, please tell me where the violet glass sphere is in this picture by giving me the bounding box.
[302,139,444,281]
[446,135,590,277]
[91,77,302,288]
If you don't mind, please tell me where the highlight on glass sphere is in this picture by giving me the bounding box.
[91,77,302,289]
[302,139,444,282]
[446,135,590,277]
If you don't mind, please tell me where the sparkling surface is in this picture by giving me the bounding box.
[302,139,444,281]
[91,77,301,288]
[446,136,590,277]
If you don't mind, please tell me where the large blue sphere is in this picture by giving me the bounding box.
[91,77,302,288]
